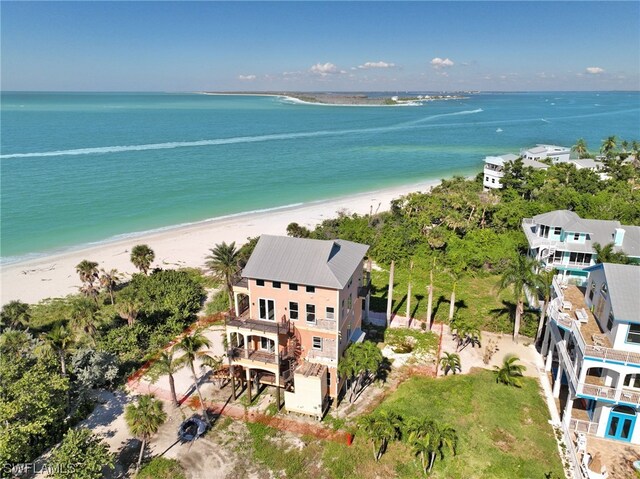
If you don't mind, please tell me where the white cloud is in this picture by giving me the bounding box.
[430,57,455,69]
[358,61,396,69]
[310,62,345,76]
[585,67,604,75]
[238,74,256,81]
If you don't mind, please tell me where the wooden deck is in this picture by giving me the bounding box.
[562,285,612,348]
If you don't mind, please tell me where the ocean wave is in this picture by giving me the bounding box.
[0,108,485,160]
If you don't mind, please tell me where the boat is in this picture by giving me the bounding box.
[178,416,207,442]
[496,128,503,133]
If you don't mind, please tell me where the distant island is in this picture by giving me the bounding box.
[200,91,472,106]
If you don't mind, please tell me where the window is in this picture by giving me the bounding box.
[554,227,562,235]
[627,324,640,344]
[485,176,489,181]
[256,279,265,287]
[327,370,331,390]
[289,283,298,291]
[607,313,614,332]
[491,178,495,183]
[540,225,550,238]
[306,285,315,293]
[312,337,322,350]
[326,307,335,320]
[260,337,274,352]
[306,304,316,323]
[347,294,352,311]
[601,283,608,296]
[624,374,640,389]
[273,281,281,289]
[573,233,580,241]
[553,251,563,263]
[348,277,353,288]
[589,281,596,301]
[259,299,275,321]
[289,302,298,320]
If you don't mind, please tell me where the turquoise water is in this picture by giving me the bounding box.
[1,91,639,262]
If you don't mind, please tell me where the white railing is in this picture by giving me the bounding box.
[578,382,640,406]
[584,345,640,366]
[568,418,599,436]
[562,423,588,479]
[549,322,579,393]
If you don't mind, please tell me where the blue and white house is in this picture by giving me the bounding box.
[482,153,549,190]
[522,210,640,284]
[541,263,640,445]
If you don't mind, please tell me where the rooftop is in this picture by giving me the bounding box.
[242,235,369,289]
[586,263,640,324]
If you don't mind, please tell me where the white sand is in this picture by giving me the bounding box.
[1,179,441,305]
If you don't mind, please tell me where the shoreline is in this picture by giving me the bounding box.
[1,178,444,305]
[198,91,467,107]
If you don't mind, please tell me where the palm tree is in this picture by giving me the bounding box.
[426,258,435,326]
[174,330,215,422]
[124,394,167,474]
[130,244,155,275]
[600,135,617,158]
[452,322,481,351]
[99,269,120,304]
[535,268,555,343]
[405,418,457,474]
[69,298,99,344]
[147,350,181,407]
[572,138,589,159]
[0,300,31,331]
[593,242,629,264]
[358,410,402,461]
[438,352,461,376]
[0,328,33,356]
[498,255,542,343]
[206,242,240,309]
[116,292,141,327]
[494,354,527,387]
[448,269,461,322]
[76,260,99,285]
[40,324,75,376]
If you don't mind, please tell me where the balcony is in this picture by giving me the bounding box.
[578,382,640,406]
[569,418,599,436]
[297,317,337,331]
[225,314,290,336]
[306,349,337,365]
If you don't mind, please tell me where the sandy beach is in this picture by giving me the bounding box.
[1,179,441,305]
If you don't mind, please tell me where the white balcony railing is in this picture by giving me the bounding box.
[568,418,599,436]
[578,382,640,406]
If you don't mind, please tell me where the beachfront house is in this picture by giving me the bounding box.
[521,144,571,163]
[521,210,640,284]
[483,153,549,189]
[541,263,640,445]
[225,235,370,419]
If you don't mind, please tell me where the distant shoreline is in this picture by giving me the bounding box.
[198,91,469,107]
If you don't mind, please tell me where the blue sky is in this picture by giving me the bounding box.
[2,1,639,91]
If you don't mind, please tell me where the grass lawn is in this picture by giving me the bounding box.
[370,261,539,337]
[333,369,563,479]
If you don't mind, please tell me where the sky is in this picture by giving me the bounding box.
[1,1,639,92]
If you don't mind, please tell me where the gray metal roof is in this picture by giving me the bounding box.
[242,235,369,289]
[593,264,640,323]
[621,226,640,257]
[533,210,580,227]
[522,158,550,169]
[501,153,519,162]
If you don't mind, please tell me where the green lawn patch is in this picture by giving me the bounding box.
[371,370,562,478]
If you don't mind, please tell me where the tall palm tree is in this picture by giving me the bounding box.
[593,242,629,264]
[147,350,181,407]
[116,292,142,327]
[572,138,589,159]
[494,354,527,387]
[40,324,75,376]
[448,269,461,322]
[76,260,99,285]
[99,268,120,304]
[174,330,214,422]
[124,394,167,474]
[0,300,31,331]
[206,242,240,309]
[426,258,435,326]
[130,244,155,275]
[498,255,542,343]
[358,410,402,462]
[535,268,555,342]
[600,135,617,158]
[405,418,457,474]
[438,352,461,376]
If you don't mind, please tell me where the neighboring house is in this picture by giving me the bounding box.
[521,144,571,163]
[225,234,370,419]
[522,210,640,284]
[541,263,640,444]
[483,153,549,190]
[568,158,608,180]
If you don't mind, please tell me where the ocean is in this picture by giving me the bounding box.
[1,91,639,263]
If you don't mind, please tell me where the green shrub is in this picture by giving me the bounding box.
[137,457,186,479]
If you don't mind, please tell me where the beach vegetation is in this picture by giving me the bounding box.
[205,241,240,309]
[286,221,311,238]
[0,300,31,332]
[124,394,167,474]
[337,341,385,404]
[137,457,186,479]
[130,244,155,275]
[145,350,181,407]
[438,352,462,375]
[70,348,120,389]
[48,427,114,479]
[98,268,120,305]
[358,410,403,461]
[494,354,526,387]
[39,324,75,376]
